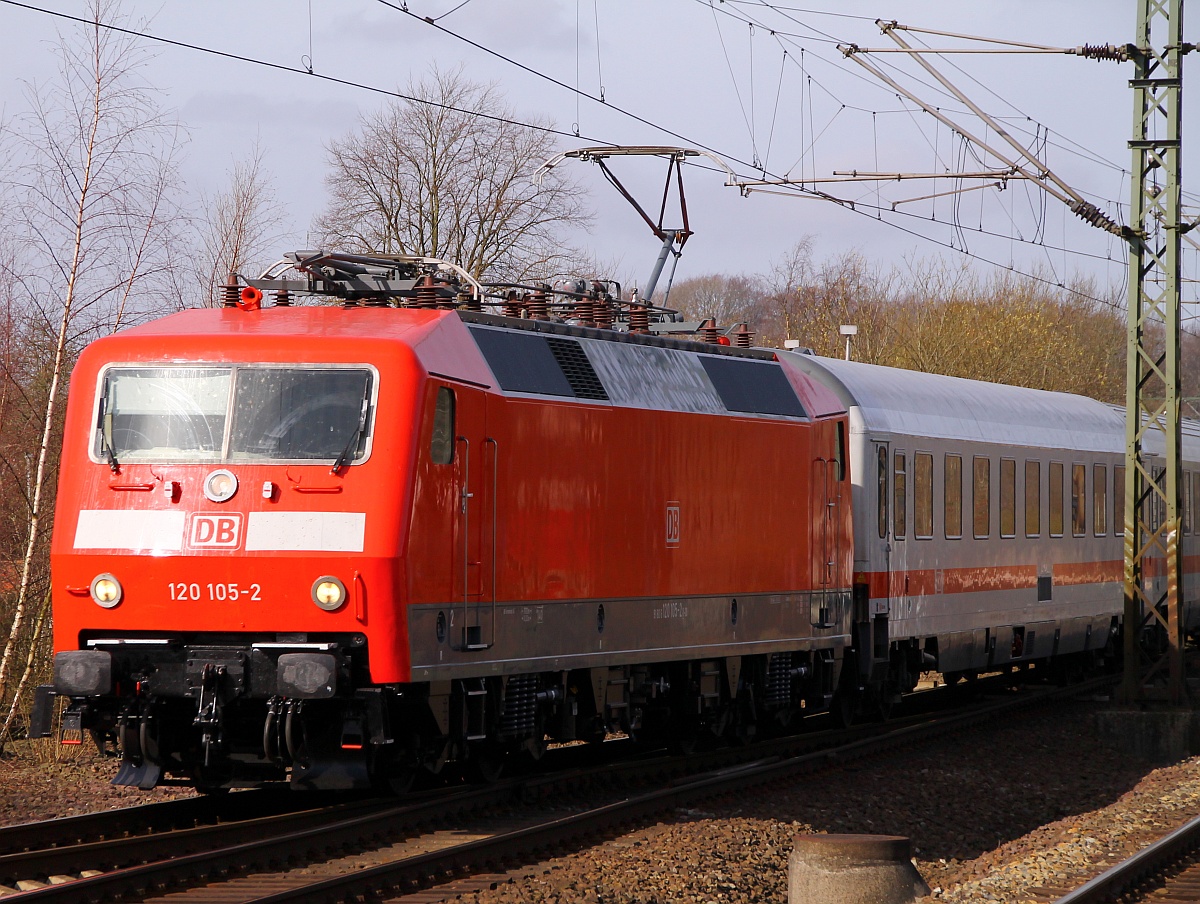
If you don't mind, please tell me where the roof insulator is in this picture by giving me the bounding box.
[1071,200,1125,237]
[1073,43,1130,62]
[221,273,240,308]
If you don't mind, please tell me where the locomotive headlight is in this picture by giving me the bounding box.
[311,576,347,611]
[203,469,238,503]
[89,573,123,608]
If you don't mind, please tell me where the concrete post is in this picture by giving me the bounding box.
[789,834,930,904]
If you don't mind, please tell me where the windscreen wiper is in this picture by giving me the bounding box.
[97,390,119,473]
[330,378,371,475]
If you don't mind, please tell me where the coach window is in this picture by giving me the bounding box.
[1049,462,1064,537]
[1185,473,1195,535]
[894,451,907,540]
[877,446,888,539]
[1000,458,1016,538]
[430,386,455,464]
[915,453,933,539]
[945,453,963,539]
[1142,468,1161,533]
[973,456,990,539]
[1114,465,1126,536]
[1072,463,1090,536]
[1185,472,1193,535]
[1094,464,1108,536]
[1025,460,1041,537]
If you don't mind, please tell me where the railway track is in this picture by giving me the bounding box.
[8,677,1107,903]
[1044,810,1200,904]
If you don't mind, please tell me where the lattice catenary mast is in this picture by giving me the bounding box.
[1122,0,1192,706]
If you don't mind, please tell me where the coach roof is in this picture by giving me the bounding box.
[781,352,1127,454]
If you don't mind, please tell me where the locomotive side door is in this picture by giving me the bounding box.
[453,388,496,650]
[811,458,832,625]
[810,431,846,627]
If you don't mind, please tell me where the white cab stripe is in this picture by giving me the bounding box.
[246,512,366,552]
[74,510,186,551]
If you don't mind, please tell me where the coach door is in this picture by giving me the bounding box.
[874,443,893,617]
[453,388,496,651]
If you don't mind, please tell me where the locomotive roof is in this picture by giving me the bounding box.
[83,305,847,421]
[780,352,1132,454]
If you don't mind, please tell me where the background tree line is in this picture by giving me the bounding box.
[667,244,1166,407]
[0,1,1162,753]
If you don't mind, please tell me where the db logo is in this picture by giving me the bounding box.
[189,514,243,548]
[665,502,681,548]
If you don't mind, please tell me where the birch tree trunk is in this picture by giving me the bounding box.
[0,0,182,740]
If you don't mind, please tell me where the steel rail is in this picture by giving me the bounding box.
[10,780,526,902]
[0,788,335,856]
[246,678,1116,904]
[1054,811,1200,904]
[7,676,1109,902]
[0,796,391,887]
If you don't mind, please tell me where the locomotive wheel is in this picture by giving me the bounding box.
[522,734,549,762]
[870,687,894,722]
[384,767,418,795]
[830,687,856,729]
[468,744,506,783]
[117,720,140,761]
[192,767,232,794]
[669,715,704,755]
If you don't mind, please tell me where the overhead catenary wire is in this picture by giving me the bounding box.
[709,1,1135,192]
[708,0,760,166]
[0,0,1169,319]
[394,0,1136,259]
[389,0,1094,249]
[0,0,611,145]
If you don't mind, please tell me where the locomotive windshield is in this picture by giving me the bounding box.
[95,365,375,465]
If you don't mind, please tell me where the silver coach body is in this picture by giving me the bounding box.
[781,352,1200,675]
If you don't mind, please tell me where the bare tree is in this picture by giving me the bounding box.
[194,143,287,306]
[666,273,766,329]
[0,0,183,743]
[760,243,894,360]
[314,66,590,280]
[761,237,817,346]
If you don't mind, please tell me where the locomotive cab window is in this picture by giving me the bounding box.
[230,368,373,462]
[94,364,376,466]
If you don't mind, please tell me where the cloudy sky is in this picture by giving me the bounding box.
[0,0,1191,301]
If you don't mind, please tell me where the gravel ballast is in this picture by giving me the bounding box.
[5,699,1200,903]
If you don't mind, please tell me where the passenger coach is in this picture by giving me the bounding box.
[784,352,1200,699]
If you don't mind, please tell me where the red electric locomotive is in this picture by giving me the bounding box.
[35,252,853,790]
